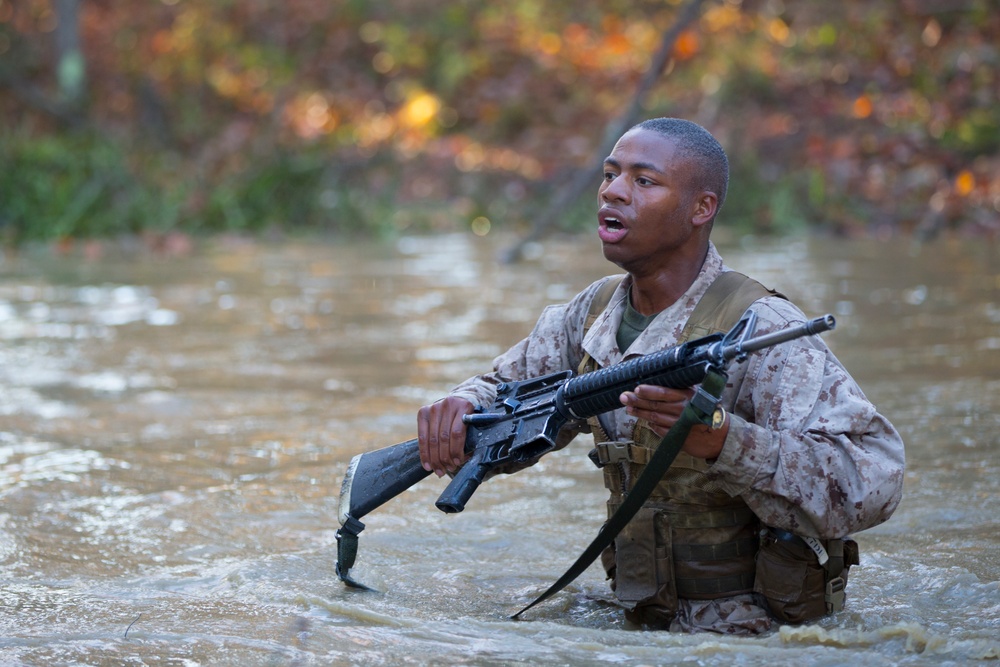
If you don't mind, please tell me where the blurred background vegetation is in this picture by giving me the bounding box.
[0,0,997,251]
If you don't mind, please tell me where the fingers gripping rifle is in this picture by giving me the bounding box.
[335,312,836,590]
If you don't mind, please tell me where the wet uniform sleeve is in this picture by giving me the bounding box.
[708,298,905,538]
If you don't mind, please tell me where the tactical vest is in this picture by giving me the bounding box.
[580,271,780,626]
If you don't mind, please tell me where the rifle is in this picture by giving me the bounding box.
[335,311,836,590]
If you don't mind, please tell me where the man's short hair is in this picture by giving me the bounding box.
[634,118,729,215]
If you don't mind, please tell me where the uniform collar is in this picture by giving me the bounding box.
[583,243,727,368]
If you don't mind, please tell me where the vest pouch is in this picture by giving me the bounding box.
[754,531,853,624]
[609,506,662,608]
[601,505,679,627]
[754,531,827,623]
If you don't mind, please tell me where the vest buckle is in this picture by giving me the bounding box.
[590,441,632,467]
[825,576,846,613]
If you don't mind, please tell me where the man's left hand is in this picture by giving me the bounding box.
[620,384,728,460]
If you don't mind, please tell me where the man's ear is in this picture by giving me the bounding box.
[691,191,719,227]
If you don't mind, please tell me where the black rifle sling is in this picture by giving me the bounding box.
[512,270,779,619]
[335,516,375,591]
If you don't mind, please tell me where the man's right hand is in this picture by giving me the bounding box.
[417,396,474,477]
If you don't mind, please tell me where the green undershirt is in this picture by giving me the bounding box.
[616,291,660,352]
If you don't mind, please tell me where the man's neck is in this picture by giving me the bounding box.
[627,246,710,316]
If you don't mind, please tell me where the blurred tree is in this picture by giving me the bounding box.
[0,0,996,244]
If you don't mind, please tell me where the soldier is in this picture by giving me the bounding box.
[417,118,905,634]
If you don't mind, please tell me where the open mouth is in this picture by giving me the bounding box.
[598,211,628,243]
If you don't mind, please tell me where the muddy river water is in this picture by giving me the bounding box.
[0,232,997,666]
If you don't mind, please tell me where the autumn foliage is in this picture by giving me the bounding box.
[0,0,997,243]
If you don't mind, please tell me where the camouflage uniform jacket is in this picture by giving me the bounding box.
[449,243,906,632]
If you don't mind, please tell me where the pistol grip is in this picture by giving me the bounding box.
[435,456,488,514]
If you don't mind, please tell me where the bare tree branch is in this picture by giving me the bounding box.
[53,0,87,108]
[0,0,87,128]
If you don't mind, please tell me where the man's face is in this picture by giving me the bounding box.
[597,128,706,275]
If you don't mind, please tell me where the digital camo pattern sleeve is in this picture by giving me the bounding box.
[708,296,906,539]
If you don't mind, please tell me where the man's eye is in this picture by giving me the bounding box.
[603,172,617,181]
[635,177,651,185]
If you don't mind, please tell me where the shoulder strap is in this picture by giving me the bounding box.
[578,274,627,379]
[578,270,781,387]
[584,274,626,333]
[678,271,784,343]
[583,271,782,353]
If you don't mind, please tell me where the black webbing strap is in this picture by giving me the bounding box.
[335,515,375,591]
[511,367,727,619]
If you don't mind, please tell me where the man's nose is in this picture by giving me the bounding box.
[601,176,630,203]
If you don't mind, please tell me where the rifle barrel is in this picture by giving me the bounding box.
[724,314,835,360]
